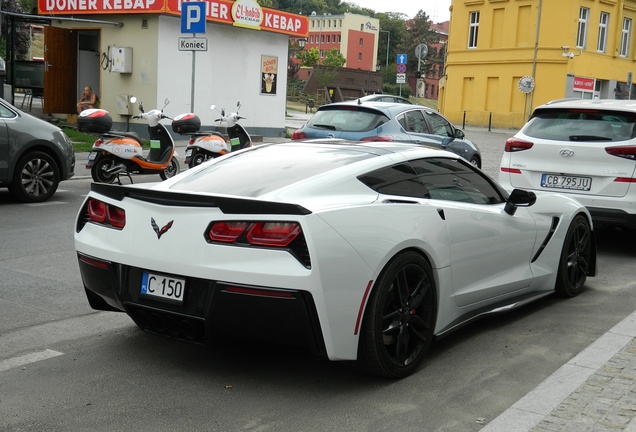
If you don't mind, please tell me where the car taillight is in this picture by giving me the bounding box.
[207,221,302,247]
[500,167,523,174]
[605,145,636,160]
[360,136,395,142]
[291,130,307,140]
[208,221,250,242]
[505,137,534,152]
[87,199,126,229]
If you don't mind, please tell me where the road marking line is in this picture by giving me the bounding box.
[26,201,67,206]
[0,349,64,372]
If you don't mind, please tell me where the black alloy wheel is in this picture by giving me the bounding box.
[160,158,180,180]
[91,156,118,184]
[358,251,436,378]
[555,214,592,297]
[8,151,60,203]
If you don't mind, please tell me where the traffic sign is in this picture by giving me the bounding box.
[178,37,208,51]
[397,54,407,65]
[181,2,206,34]
[397,64,406,74]
[396,73,406,84]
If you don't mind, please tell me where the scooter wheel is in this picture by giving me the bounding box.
[188,153,206,169]
[91,157,118,183]
[160,158,180,181]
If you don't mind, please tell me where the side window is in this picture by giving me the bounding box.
[358,163,429,198]
[0,103,16,119]
[408,158,506,205]
[404,110,428,133]
[396,113,408,130]
[423,111,453,137]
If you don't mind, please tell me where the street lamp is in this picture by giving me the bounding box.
[379,29,390,78]
[297,38,307,49]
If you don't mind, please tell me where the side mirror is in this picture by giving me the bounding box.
[504,189,536,215]
[454,129,465,139]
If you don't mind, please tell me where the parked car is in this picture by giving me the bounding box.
[291,101,482,167]
[499,98,636,230]
[0,97,75,202]
[355,94,412,104]
[75,140,596,378]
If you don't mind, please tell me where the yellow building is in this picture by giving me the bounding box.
[441,0,636,129]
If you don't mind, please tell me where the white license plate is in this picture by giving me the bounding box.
[185,148,193,157]
[140,272,185,303]
[88,152,97,161]
[541,174,592,191]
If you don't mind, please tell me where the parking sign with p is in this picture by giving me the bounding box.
[181,2,206,34]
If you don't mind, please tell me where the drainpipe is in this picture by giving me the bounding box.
[528,0,543,121]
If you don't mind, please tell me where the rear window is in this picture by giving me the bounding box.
[307,106,389,132]
[170,144,374,197]
[524,108,636,142]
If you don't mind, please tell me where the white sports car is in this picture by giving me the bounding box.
[75,141,597,378]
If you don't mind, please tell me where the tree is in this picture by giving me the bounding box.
[399,10,441,78]
[296,47,320,68]
[1,0,32,60]
[322,48,346,67]
[376,12,408,79]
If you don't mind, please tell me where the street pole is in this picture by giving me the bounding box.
[379,29,390,79]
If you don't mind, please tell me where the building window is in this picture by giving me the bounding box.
[339,20,342,28]
[338,35,341,43]
[621,18,632,57]
[576,7,589,49]
[310,35,314,43]
[597,12,609,52]
[358,53,362,61]
[327,35,330,43]
[468,11,479,49]
[322,35,325,43]
[359,38,363,46]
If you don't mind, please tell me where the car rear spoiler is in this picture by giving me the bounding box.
[90,183,312,215]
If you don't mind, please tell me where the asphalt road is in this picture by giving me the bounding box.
[1,132,635,431]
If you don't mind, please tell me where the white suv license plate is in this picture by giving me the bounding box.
[541,174,592,191]
[140,272,185,303]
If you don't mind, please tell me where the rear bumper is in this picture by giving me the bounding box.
[588,207,636,230]
[77,253,327,355]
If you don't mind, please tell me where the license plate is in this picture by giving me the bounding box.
[140,272,185,303]
[541,174,592,191]
[185,148,193,157]
[88,152,97,161]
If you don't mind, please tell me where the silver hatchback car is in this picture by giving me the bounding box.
[498,98,636,229]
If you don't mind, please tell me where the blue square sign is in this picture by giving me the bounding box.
[181,2,206,34]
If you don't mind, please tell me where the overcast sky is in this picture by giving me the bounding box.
[347,0,451,22]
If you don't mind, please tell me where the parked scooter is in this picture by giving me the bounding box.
[81,98,180,184]
[177,102,252,169]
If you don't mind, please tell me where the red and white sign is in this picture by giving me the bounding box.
[573,76,595,92]
[38,0,309,36]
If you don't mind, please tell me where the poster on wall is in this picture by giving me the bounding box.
[261,55,278,95]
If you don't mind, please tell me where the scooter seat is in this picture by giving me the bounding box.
[104,131,143,141]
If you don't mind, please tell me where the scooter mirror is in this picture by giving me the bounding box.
[210,105,215,110]
[236,101,241,110]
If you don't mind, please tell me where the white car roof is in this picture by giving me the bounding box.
[537,98,636,111]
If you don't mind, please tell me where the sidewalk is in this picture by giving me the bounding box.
[483,310,636,431]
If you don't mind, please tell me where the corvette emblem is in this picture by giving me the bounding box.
[151,218,174,239]
[559,149,575,157]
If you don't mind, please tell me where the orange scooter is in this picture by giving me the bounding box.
[80,97,180,184]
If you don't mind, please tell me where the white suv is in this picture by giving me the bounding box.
[499,98,636,229]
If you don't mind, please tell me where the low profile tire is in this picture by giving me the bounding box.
[91,156,118,184]
[358,251,436,379]
[555,215,592,298]
[160,158,180,180]
[8,151,60,203]
[188,153,206,169]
